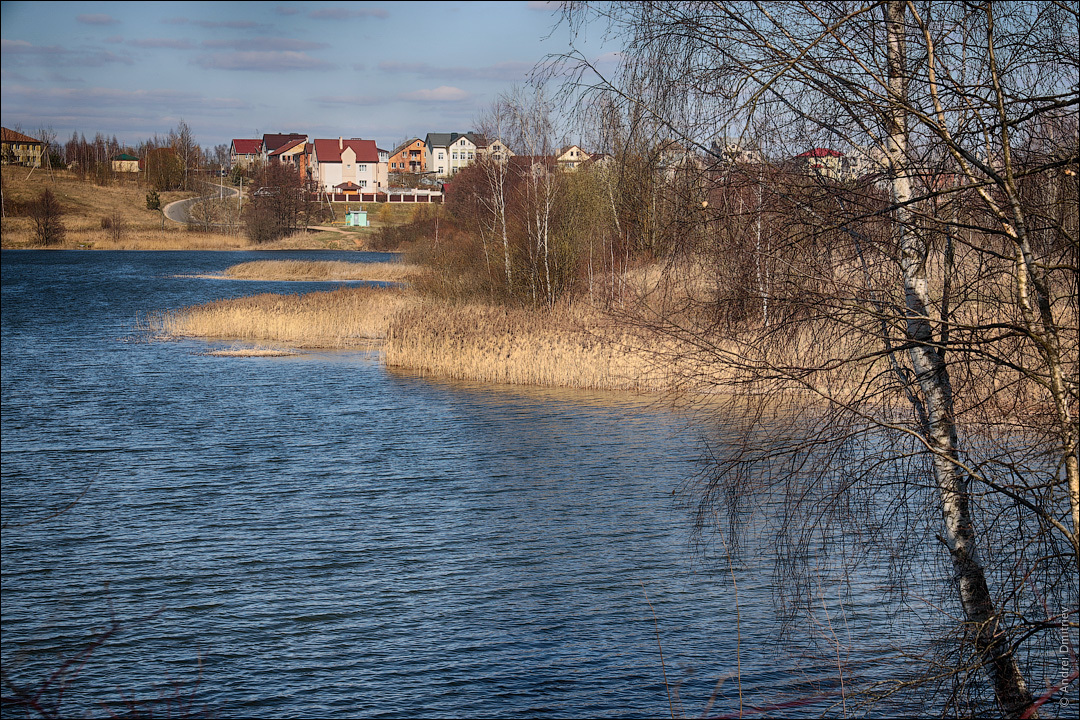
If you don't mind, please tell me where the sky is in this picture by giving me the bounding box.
[0,1,609,152]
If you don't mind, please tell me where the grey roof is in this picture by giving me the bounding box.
[424,132,477,149]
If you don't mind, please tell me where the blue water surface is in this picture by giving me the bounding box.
[2,250,917,718]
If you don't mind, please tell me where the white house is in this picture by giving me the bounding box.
[424,132,478,178]
[556,145,591,171]
[311,138,388,194]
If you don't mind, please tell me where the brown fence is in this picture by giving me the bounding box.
[324,192,442,204]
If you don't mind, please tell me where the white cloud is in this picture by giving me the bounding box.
[77,13,119,25]
[308,7,389,20]
[194,51,332,71]
[379,60,532,82]
[398,86,471,102]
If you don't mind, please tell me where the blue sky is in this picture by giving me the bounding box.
[1,1,605,151]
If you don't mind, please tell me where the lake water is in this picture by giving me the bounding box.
[2,250,927,718]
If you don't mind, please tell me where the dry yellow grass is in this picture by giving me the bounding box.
[384,301,685,392]
[1,166,219,248]
[148,286,413,347]
[219,259,423,283]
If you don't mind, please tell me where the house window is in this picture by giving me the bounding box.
[359,180,367,188]
[359,164,367,172]
[468,152,474,159]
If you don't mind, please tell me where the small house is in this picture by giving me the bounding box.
[111,153,140,173]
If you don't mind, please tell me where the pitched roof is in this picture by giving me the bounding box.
[269,138,306,157]
[112,153,139,161]
[797,148,844,158]
[2,127,42,144]
[313,138,379,163]
[391,138,424,155]
[424,132,476,149]
[263,133,307,153]
[231,138,262,155]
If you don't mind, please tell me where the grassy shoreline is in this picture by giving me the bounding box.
[146,285,688,392]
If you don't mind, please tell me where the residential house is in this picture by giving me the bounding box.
[310,137,388,194]
[556,145,590,171]
[474,136,514,164]
[268,137,308,177]
[709,137,762,166]
[1,127,44,167]
[111,153,140,173]
[795,148,847,181]
[583,152,616,170]
[230,138,262,169]
[424,132,478,178]
[262,133,307,162]
[655,140,703,180]
[389,138,426,173]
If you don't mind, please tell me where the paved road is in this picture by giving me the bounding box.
[163,182,240,225]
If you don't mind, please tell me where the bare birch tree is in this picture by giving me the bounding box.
[559,1,1078,716]
[476,97,516,292]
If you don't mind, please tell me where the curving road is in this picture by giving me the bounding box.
[163,182,240,224]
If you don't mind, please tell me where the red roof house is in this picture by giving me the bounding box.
[310,138,386,193]
[230,138,262,169]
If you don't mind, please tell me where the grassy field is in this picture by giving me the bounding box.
[0,167,434,250]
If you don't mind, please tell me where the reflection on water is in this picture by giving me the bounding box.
[3,250,924,718]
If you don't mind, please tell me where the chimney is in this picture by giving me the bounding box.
[339,137,343,150]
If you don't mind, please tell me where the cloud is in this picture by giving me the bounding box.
[162,16,269,30]
[1,39,133,67]
[275,6,301,15]
[398,86,471,102]
[77,13,119,25]
[308,7,388,20]
[194,51,332,71]
[312,94,386,107]
[130,38,196,49]
[2,84,250,112]
[202,37,328,52]
[193,19,269,29]
[379,60,532,82]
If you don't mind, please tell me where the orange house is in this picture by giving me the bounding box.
[388,138,425,174]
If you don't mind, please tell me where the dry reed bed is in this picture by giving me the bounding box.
[221,260,422,283]
[384,302,685,392]
[150,287,412,347]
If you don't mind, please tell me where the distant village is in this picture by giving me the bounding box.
[2,125,880,206]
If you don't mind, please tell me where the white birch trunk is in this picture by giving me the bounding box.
[884,4,1034,715]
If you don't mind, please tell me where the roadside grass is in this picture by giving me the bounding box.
[1,166,207,248]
